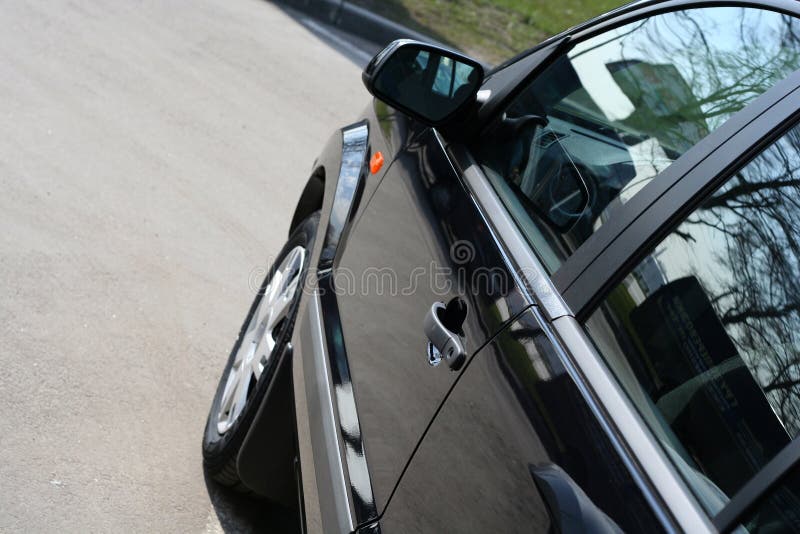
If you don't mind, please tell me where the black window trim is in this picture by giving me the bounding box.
[568,0,800,47]
[491,0,800,75]
[479,0,800,146]
[567,81,800,528]
[453,2,800,530]
[713,437,800,532]
[558,69,800,317]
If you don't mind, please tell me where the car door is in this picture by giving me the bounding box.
[373,4,800,532]
[378,108,800,533]
[377,306,664,533]
[331,118,532,523]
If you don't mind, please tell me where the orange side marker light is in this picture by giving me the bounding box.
[370,151,384,174]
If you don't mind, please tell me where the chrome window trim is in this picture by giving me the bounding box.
[446,138,714,533]
[532,307,679,531]
[551,314,715,533]
[445,141,571,321]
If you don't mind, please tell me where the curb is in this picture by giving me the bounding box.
[272,0,441,49]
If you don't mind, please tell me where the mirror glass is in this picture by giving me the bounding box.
[373,46,480,123]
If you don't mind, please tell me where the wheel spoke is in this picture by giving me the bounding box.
[265,289,293,333]
[233,332,253,367]
[265,249,304,332]
[263,271,283,310]
[249,285,273,334]
[251,344,267,380]
[217,367,241,432]
[228,365,251,424]
[244,303,262,337]
[214,245,306,436]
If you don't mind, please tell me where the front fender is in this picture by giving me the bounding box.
[288,99,414,237]
[242,98,417,531]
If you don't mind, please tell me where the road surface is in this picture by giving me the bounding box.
[0,1,370,531]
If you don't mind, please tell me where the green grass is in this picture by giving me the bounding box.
[349,0,624,64]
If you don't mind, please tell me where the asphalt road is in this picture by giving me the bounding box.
[0,1,370,531]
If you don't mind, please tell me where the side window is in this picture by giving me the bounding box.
[585,123,800,530]
[432,57,475,98]
[475,7,800,273]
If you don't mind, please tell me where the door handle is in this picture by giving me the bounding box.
[424,297,467,371]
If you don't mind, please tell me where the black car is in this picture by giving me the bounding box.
[202,1,800,531]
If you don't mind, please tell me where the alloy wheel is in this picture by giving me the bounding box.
[215,246,306,435]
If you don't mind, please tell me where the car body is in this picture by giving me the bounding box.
[205,0,800,532]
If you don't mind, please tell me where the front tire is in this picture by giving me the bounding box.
[202,212,319,489]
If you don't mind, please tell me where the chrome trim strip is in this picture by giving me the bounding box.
[550,314,714,533]
[446,140,571,320]
[316,122,379,527]
[300,290,354,533]
[319,123,369,270]
[317,273,378,527]
[445,136,713,533]
[294,122,372,532]
[292,344,321,534]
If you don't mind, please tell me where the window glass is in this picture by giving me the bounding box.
[585,123,800,518]
[414,50,429,71]
[475,7,800,272]
[432,57,475,98]
[454,61,474,94]
[433,56,453,96]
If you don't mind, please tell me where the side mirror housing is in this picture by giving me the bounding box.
[362,40,484,126]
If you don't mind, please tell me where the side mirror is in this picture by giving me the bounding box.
[362,40,484,126]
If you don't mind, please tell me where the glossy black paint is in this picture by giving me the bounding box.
[284,103,421,530]
[335,123,532,514]
[380,307,662,533]
[284,100,418,532]
[361,39,485,126]
[318,273,378,526]
[289,100,405,240]
[306,121,379,528]
[319,122,369,270]
[271,1,800,531]
[349,100,415,228]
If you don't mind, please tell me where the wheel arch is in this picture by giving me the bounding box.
[289,166,326,236]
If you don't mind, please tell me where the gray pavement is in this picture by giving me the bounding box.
[0,1,368,531]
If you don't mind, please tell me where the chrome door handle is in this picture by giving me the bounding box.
[424,298,467,371]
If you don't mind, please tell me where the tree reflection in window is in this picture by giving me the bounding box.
[681,125,800,436]
[586,124,800,519]
[477,7,800,272]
